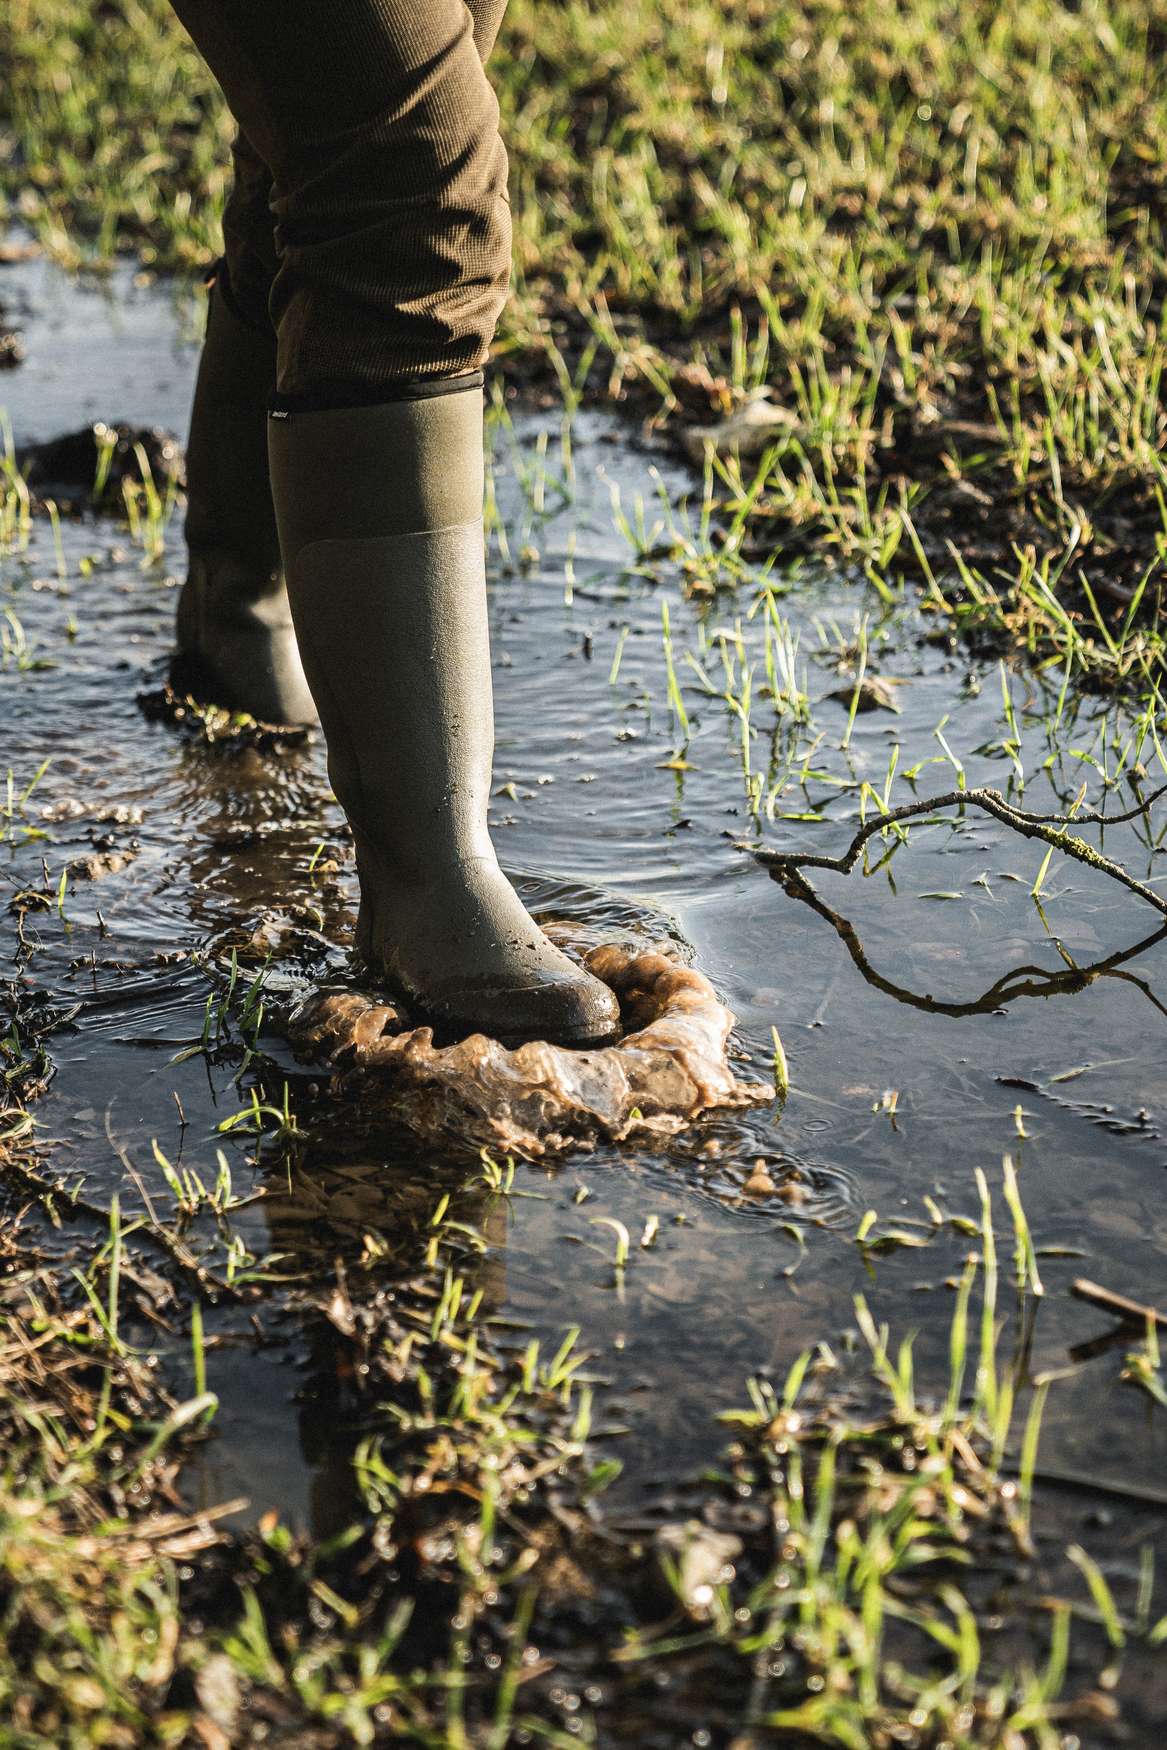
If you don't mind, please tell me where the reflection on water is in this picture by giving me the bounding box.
[1,267,1165,1537]
[776,866,1167,1020]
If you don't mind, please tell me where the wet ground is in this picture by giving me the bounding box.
[2,249,1165,1599]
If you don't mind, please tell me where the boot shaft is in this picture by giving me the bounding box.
[175,279,318,724]
[184,281,281,571]
[267,391,493,880]
[268,390,484,560]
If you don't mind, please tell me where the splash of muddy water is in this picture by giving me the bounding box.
[282,944,772,1157]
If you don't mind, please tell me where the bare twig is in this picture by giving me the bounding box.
[749,784,1167,918]
[1071,1278,1167,1332]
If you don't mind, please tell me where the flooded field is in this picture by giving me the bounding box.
[3,256,1167,1742]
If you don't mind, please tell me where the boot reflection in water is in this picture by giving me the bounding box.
[169,0,619,1047]
[264,1161,509,1545]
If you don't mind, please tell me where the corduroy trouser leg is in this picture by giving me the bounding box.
[170,0,512,395]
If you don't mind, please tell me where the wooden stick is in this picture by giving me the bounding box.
[1070,1277,1167,1331]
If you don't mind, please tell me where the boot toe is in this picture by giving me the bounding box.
[423,967,621,1047]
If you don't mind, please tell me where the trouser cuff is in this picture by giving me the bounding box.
[268,373,484,418]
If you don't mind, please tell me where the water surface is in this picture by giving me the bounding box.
[2,257,1165,1545]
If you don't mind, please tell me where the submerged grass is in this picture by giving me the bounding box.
[2,988,1163,1748]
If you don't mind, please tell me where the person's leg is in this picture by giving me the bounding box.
[174,1,509,723]
[218,125,280,336]
[464,0,508,63]
[169,0,512,398]
[169,0,618,1043]
[173,130,317,724]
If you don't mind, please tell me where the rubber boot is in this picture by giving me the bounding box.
[267,387,620,1046]
[173,283,318,725]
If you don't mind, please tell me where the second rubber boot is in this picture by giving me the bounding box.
[267,387,620,1046]
[173,280,318,725]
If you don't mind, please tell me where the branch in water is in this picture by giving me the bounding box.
[749,784,1167,919]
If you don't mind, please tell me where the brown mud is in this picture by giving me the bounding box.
[17,421,184,514]
[2,1194,1163,1749]
[136,680,315,753]
[283,944,772,1159]
[0,301,22,369]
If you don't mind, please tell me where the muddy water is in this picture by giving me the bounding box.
[2,259,1166,1541]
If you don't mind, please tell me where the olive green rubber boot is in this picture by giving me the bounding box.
[266,388,620,1046]
[173,282,318,725]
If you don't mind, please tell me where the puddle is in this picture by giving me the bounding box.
[2,256,1166,1565]
[0,249,201,444]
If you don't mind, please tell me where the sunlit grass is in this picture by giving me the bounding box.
[5,0,1167,694]
[5,0,1167,442]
